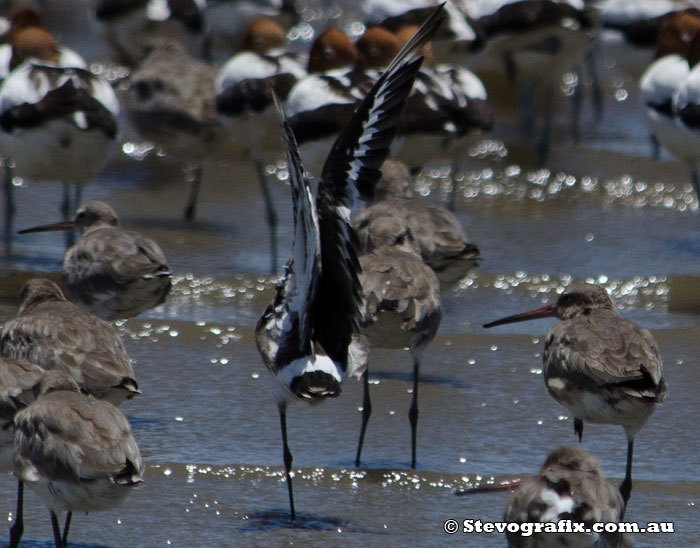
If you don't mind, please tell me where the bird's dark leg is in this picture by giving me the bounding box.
[3,157,15,255]
[536,84,554,167]
[585,46,603,124]
[201,29,213,63]
[570,65,583,142]
[409,351,421,469]
[61,183,75,248]
[503,51,517,83]
[278,401,295,521]
[574,418,583,442]
[184,164,202,221]
[61,182,71,220]
[650,133,660,161]
[254,159,278,274]
[447,163,458,212]
[9,480,23,548]
[62,511,73,546]
[619,439,634,519]
[518,80,536,140]
[50,511,64,548]
[691,168,700,204]
[355,368,373,467]
[73,185,82,213]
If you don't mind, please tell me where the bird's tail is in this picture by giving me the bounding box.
[290,370,342,400]
[280,352,344,402]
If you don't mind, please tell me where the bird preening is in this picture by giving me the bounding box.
[255,4,447,521]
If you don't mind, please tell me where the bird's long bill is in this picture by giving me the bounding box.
[18,220,75,234]
[483,304,557,328]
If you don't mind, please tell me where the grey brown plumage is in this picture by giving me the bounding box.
[354,159,480,284]
[13,370,143,548]
[504,446,626,548]
[121,37,220,219]
[0,357,44,548]
[359,216,442,345]
[484,281,667,516]
[356,214,442,468]
[0,279,139,406]
[19,201,172,320]
[123,37,218,139]
[543,284,667,439]
[0,358,43,469]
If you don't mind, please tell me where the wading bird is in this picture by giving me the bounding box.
[255,5,446,520]
[354,159,480,285]
[13,370,144,548]
[355,214,442,468]
[484,281,667,516]
[19,201,172,320]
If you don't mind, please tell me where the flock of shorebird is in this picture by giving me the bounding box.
[0,0,690,546]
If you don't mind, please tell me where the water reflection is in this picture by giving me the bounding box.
[237,510,364,533]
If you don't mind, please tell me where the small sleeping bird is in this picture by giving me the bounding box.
[13,370,144,548]
[20,201,172,320]
[504,446,627,548]
[0,278,140,406]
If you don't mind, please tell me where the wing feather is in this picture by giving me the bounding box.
[312,5,446,367]
[272,92,321,351]
[544,312,665,400]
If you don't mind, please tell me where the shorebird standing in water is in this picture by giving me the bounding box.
[484,281,667,516]
[19,201,172,321]
[355,214,442,469]
[504,446,626,548]
[255,5,446,520]
[216,17,308,273]
[13,370,144,548]
[120,36,219,221]
[0,25,117,250]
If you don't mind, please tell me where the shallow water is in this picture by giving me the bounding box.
[0,8,700,548]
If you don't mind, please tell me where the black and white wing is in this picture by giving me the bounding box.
[311,4,446,368]
[320,4,446,202]
[255,93,321,373]
[275,92,321,353]
[0,64,118,139]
